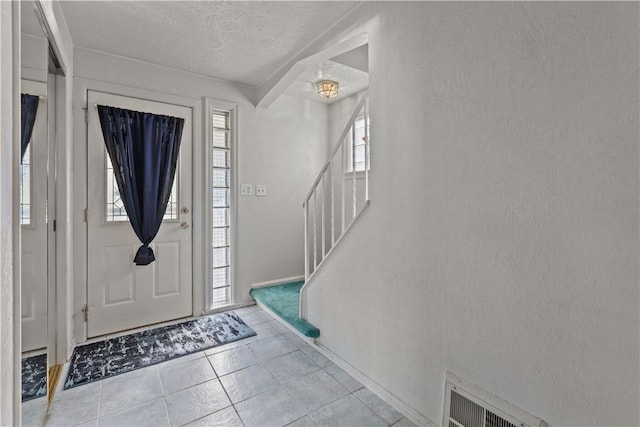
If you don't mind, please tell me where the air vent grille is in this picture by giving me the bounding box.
[450,390,484,427]
[444,373,547,427]
[486,410,517,427]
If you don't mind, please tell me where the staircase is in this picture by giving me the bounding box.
[250,93,371,337]
[249,281,320,338]
[300,93,370,316]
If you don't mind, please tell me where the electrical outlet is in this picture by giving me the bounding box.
[256,185,267,197]
[240,184,254,196]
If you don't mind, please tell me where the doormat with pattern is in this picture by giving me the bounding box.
[22,353,47,402]
[64,311,256,390]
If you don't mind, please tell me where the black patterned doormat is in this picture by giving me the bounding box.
[22,353,47,402]
[64,312,256,390]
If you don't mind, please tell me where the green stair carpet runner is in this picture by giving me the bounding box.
[249,281,320,338]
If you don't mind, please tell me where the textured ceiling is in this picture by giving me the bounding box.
[59,1,361,87]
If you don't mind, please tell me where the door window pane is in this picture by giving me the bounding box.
[105,154,178,222]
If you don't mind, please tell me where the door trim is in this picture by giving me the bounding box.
[72,79,203,343]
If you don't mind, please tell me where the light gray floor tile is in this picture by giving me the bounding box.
[266,319,291,334]
[248,334,297,361]
[309,394,387,427]
[250,322,279,340]
[392,417,418,427]
[157,351,206,368]
[324,364,364,392]
[235,386,307,427]
[241,310,273,326]
[208,345,259,376]
[219,364,279,403]
[183,406,244,427]
[265,350,321,382]
[159,356,216,394]
[74,419,99,427]
[100,367,163,417]
[98,397,169,427]
[233,305,260,316]
[286,415,318,427]
[204,338,250,356]
[355,388,404,424]
[283,369,349,413]
[281,332,309,349]
[299,346,332,368]
[47,381,102,427]
[21,397,47,427]
[165,379,231,426]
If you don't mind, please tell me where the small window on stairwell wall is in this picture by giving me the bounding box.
[346,114,370,173]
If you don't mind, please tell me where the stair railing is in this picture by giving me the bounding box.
[300,93,370,316]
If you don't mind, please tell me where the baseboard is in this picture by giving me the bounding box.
[313,339,437,427]
[206,301,256,314]
[250,275,305,289]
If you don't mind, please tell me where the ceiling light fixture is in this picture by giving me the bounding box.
[316,80,339,99]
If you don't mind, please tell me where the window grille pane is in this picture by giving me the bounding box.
[212,227,228,247]
[211,110,231,308]
[354,145,366,164]
[212,114,227,130]
[347,116,370,173]
[213,188,229,208]
[213,169,229,188]
[212,149,229,168]
[20,147,31,225]
[106,152,178,222]
[212,208,228,227]
[163,178,179,220]
[212,286,229,303]
[213,131,228,148]
[212,267,229,287]
[212,247,229,268]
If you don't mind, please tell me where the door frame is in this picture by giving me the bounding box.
[72,79,203,343]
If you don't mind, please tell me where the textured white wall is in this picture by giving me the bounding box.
[21,34,47,81]
[236,97,327,291]
[71,47,327,342]
[306,3,639,426]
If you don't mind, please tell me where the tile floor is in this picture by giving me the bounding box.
[22,305,416,427]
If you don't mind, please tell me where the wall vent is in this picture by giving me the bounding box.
[443,373,547,427]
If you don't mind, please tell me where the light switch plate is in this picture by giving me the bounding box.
[240,184,254,196]
[256,185,267,197]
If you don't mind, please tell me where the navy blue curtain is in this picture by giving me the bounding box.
[21,94,39,163]
[97,105,184,265]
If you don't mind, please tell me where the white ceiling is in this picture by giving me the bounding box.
[59,1,362,88]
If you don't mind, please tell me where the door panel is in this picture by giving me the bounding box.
[87,91,192,338]
[21,80,48,352]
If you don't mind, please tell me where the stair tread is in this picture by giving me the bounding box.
[249,281,320,338]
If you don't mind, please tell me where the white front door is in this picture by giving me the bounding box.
[21,80,48,352]
[86,91,193,338]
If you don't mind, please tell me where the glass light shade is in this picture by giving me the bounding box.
[316,80,339,98]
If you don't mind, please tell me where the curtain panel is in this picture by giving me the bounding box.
[21,94,39,163]
[97,105,184,265]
